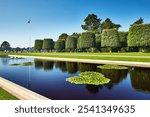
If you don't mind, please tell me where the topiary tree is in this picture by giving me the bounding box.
[65,36,77,51]
[58,33,68,41]
[101,29,120,52]
[79,32,96,51]
[119,32,128,47]
[34,39,43,52]
[95,34,101,50]
[128,24,150,52]
[54,40,65,52]
[42,38,54,52]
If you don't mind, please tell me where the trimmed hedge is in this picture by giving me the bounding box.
[96,34,101,50]
[119,32,128,47]
[128,24,150,47]
[54,40,65,51]
[65,36,77,51]
[79,32,96,50]
[101,29,120,48]
[42,39,54,51]
[34,40,43,51]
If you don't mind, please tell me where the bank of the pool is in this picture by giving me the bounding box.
[9,55,150,68]
[0,77,49,100]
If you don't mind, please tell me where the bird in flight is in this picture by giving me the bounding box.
[27,20,31,24]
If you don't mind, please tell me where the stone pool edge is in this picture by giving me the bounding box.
[9,55,150,68]
[0,77,49,100]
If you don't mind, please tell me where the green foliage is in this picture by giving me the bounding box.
[66,72,110,85]
[128,24,150,47]
[102,18,121,30]
[10,62,33,66]
[131,17,144,26]
[71,33,81,39]
[101,29,120,49]
[119,32,128,47]
[65,36,77,51]
[54,40,65,51]
[96,34,101,49]
[97,64,128,70]
[58,33,68,41]
[81,14,101,31]
[0,88,18,100]
[34,40,43,51]
[1,41,11,51]
[79,32,96,50]
[42,39,54,51]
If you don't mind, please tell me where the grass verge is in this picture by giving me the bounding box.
[0,88,18,100]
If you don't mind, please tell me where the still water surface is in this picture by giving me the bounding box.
[0,57,150,100]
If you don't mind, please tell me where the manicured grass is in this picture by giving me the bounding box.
[97,64,128,70]
[66,72,110,85]
[1,52,150,62]
[10,52,150,62]
[0,88,18,100]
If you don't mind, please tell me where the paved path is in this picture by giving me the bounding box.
[9,55,150,68]
[0,77,49,100]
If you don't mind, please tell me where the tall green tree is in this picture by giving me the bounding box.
[54,40,65,52]
[42,39,54,52]
[58,33,68,41]
[34,40,43,52]
[101,29,120,52]
[81,14,102,31]
[79,32,96,51]
[102,18,121,30]
[65,36,77,51]
[130,17,144,26]
[128,24,150,50]
[119,32,128,47]
[1,41,11,51]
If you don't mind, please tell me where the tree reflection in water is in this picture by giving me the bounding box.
[43,61,54,71]
[130,68,150,93]
[34,59,43,69]
[86,85,103,94]
[55,61,67,72]
[97,68,128,89]
[78,63,97,72]
[1,58,9,65]
[66,62,78,74]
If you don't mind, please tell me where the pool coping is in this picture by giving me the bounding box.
[0,77,49,100]
[9,55,150,68]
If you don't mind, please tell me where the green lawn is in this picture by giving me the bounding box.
[0,88,18,100]
[1,52,150,62]
[9,52,150,62]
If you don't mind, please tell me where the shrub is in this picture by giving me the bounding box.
[80,32,96,50]
[42,39,54,52]
[128,24,150,48]
[119,32,128,47]
[34,40,43,52]
[96,34,101,50]
[54,40,65,52]
[101,29,120,52]
[65,36,77,51]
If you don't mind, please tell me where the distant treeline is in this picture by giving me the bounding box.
[34,14,150,52]
[1,14,150,53]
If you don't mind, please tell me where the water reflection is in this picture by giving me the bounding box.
[86,85,103,94]
[97,69,128,89]
[1,58,9,65]
[130,68,150,92]
[55,61,67,72]
[43,61,54,71]
[78,63,97,72]
[34,59,43,69]
[66,62,78,74]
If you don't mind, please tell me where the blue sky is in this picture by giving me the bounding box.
[0,0,150,47]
